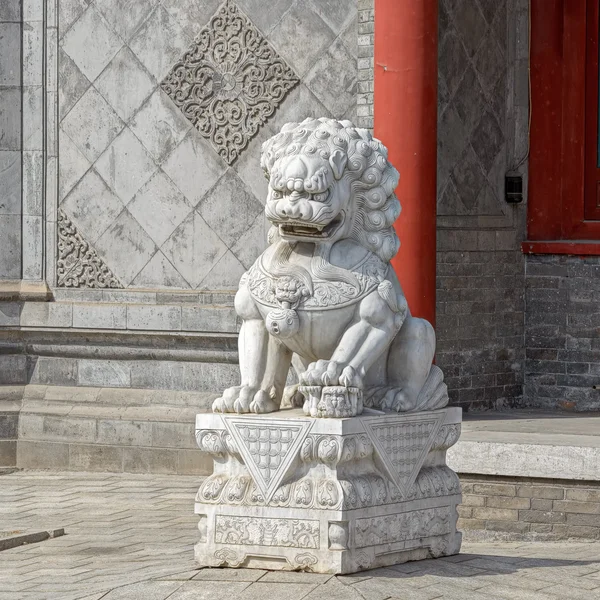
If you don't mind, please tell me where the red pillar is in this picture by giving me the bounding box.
[374,0,438,326]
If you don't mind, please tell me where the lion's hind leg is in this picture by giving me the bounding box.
[379,316,436,412]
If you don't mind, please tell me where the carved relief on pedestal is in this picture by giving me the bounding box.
[328,522,348,550]
[354,507,452,548]
[215,515,319,549]
[222,417,313,503]
[362,412,446,498]
[430,423,462,452]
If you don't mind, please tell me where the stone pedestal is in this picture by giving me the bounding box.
[194,407,462,574]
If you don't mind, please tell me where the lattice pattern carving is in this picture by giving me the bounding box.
[363,412,445,498]
[222,416,313,503]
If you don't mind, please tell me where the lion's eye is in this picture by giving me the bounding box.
[312,191,328,202]
[271,190,283,200]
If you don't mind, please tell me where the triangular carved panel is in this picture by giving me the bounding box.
[222,416,313,503]
[57,209,122,288]
[362,412,445,498]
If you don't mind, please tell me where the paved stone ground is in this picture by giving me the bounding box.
[2,472,600,599]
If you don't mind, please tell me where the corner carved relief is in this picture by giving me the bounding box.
[161,0,299,165]
[57,209,122,289]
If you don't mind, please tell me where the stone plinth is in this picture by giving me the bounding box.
[194,407,462,574]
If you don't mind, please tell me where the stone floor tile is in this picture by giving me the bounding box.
[351,576,444,600]
[525,567,600,589]
[236,582,318,600]
[96,580,184,599]
[302,578,367,599]
[476,584,562,599]
[467,572,554,591]
[436,588,507,600]
[191,568,267,582]
[166,580,251,599]
[258,570,333,584]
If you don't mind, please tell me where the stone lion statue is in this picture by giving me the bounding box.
[213,118,448,417]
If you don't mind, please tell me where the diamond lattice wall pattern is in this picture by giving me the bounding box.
[57,0,358,290]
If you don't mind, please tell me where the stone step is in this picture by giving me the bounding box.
[14,384,218,475]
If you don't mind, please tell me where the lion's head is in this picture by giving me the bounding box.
[260,118,401,263]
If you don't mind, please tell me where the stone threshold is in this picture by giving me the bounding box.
[448,410,600,480]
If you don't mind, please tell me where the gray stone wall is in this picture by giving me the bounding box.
[0,0,22,280]
[525,255,600,412]
[435,0,528,410]
[56,0,358,291]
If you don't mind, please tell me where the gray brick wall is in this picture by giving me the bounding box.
[525,255,600,411]
[459,474,600,540]
[437,247,525,410]
[435,0,529,411]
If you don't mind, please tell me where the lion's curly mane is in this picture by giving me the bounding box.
[260,118,401,263]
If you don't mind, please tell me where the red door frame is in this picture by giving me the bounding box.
[585,0,600,219]
[525,0,600,255]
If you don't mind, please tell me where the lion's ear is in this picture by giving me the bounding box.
[329,150,348,180]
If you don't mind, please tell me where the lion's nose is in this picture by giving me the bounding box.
[277,201,311,220]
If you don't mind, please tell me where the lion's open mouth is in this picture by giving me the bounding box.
[278,214,344,239]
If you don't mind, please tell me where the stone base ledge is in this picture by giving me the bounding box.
[0,281,51,301]
[447,411,600,481]
[2,384,217,410]
[16,440,209,474]
[1,384,218,474]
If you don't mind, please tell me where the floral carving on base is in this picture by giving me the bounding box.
[161,0,299,165]
[57,209,122,289]
[215,515,319,548]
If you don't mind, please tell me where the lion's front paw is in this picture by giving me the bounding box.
[300,361,362,388]
[249,389,279,414]
[212,385,280,414]
[212,386,242,413]
[300,360,343,386]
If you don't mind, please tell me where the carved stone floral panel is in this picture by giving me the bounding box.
[215,515,319,548]
[57,209,122,288]
[161,0,300,165]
